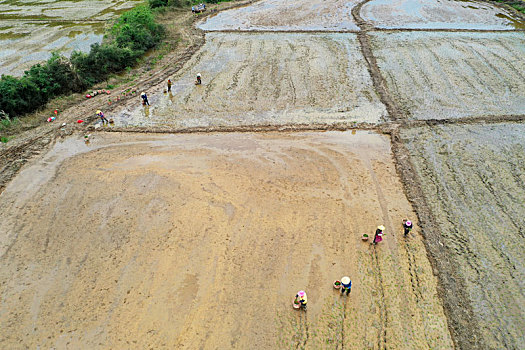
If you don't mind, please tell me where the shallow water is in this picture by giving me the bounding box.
[402,123,525,349]
[111,32,386,128]
[361,0,525,29]
[0,0,142,76]
[371,31,525,120]
[198,0,360,31]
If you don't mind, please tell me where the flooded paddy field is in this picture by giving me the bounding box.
[198,0,360,31]
[0,0,142,76]
[401,123,525,349]
[370,31,525,120]
[112,32,386,129]
[361,0,525,29]
[0,131,452,349]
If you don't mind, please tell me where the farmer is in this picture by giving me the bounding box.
[97,110,109,125]
[403,219,413,237]
[372,225,385,245]
[340,276,352,296]
[167,79,172,92]
[196,73,202,85]
[295,290,307,309]
[140,92,150,106]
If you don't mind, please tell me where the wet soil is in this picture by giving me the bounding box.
[0,0,142,76]
[399,123,525,349]
[0,131,452,349]
[361,0,525,29]
[370,31,525,120]
[1,0,525,349]
[112,32,386,129]
[198,0,360,31]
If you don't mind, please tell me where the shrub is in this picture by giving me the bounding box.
[1,4,165,119]
[24,53,81,97]
[71,43,137,86]
[168,0,190,7]
[111,5,165,53]
[69,6,164,87]
[149,0,169,8]
[0,53,85,117]
[0,75,39,117]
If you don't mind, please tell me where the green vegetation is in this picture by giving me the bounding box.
[149,0,192,8]
[0,116,18,131]
[511,3,525,13]
[494,0,525,14]
[0,5,165,120]
[0,114,19,142]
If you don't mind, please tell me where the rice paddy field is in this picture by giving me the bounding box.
[1,0,525,348]
[0,0,142,76]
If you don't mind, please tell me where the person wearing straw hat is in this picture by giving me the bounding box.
[97,110,108,125]
[294,290,307,310]
[140,92,149,106]
[340,276,352,296]
[373,225,385,245]
[403,219,413,237]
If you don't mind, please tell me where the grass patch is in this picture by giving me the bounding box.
[0,116,19,131]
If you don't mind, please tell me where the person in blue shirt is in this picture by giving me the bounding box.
[341,276,351,296]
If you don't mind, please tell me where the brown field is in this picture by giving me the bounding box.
[0,132,452,349]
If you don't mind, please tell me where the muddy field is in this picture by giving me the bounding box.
[370,31,525,120]
[198,0,360,31]
[361,0,525,29]
[401,123,525,349]
[0,0,142,76]
[2,0,525,348]
[0,131,453,349]
[113,32,386,128]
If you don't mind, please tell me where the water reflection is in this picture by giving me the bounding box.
[0,0,143,76]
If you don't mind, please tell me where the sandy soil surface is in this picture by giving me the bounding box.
[0,131,452,349]
[370,32,525,120]
[361,0,525,29]
[198,0,360,31]
[111,33,386,129]
[0,0,142,76]
[401,123,525,349]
